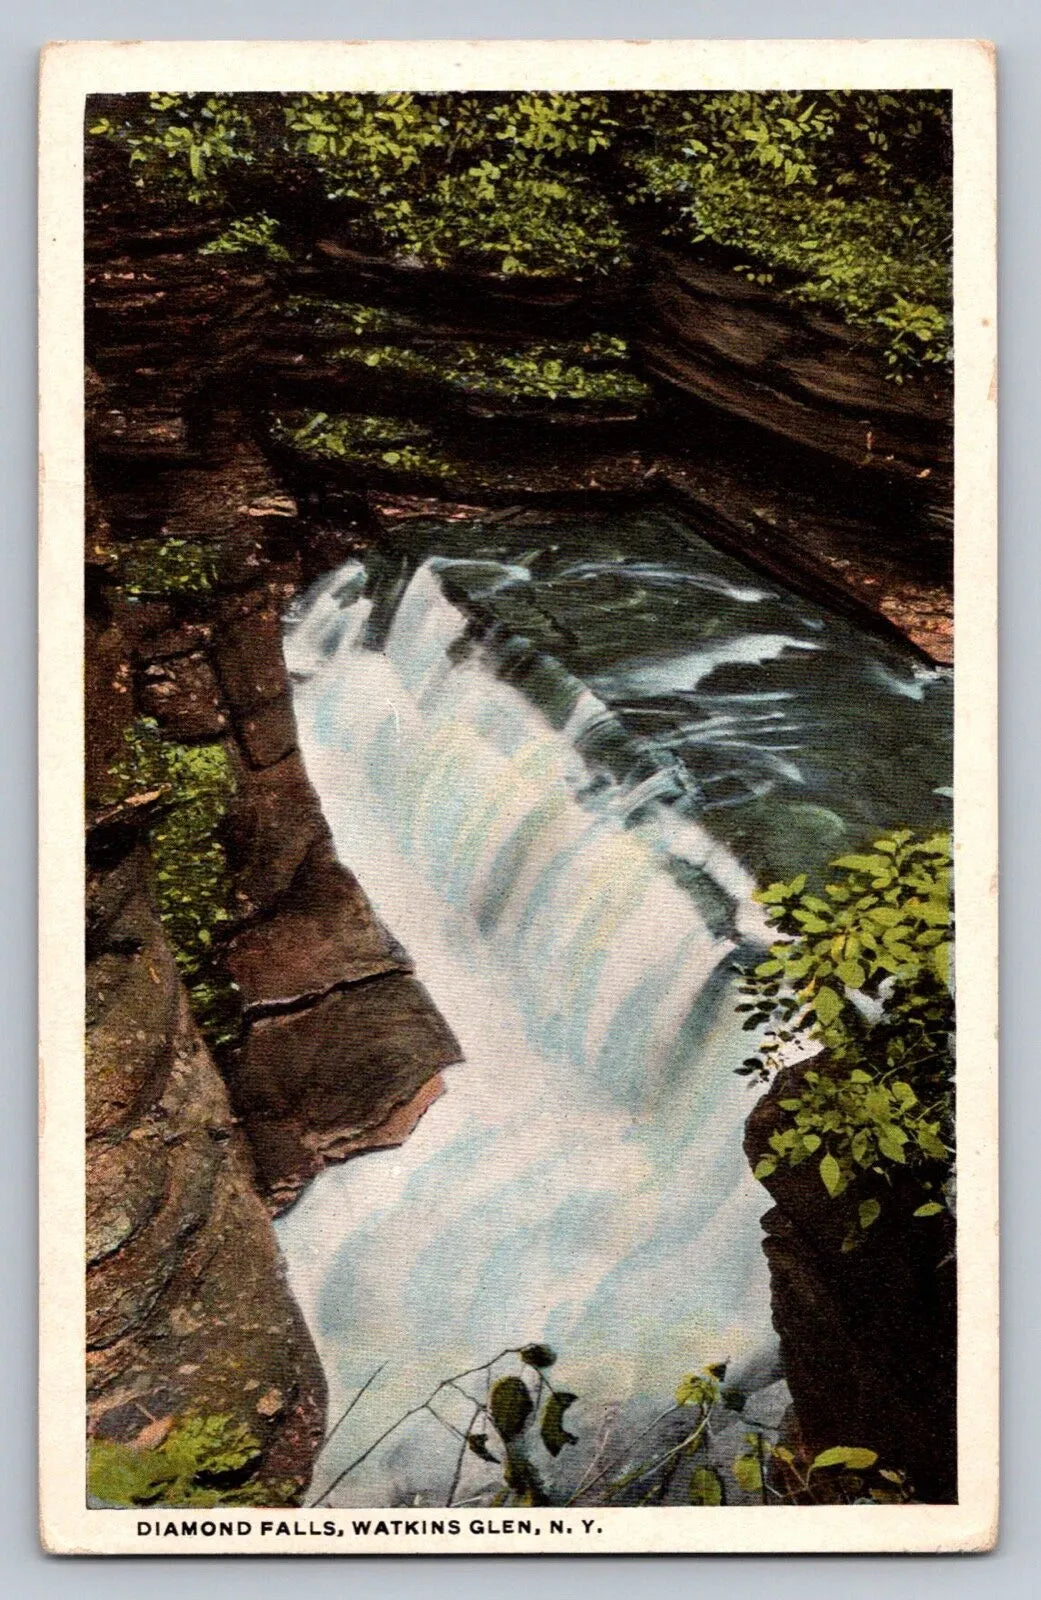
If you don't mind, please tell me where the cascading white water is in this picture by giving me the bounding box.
[273,554,791,1507]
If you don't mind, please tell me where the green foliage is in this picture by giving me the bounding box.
[739,828,954,1230]
[313,1345,915,1509]
[88,1414,262,1508]
[689,1466,724,1505]
[89,92,256,204]
[199,212,290,261]
[811,1445,879,1471]
[118,538,222,599]
[89,90,951,368]
[731,1439,764,1495]
[281,91,626,277]
[328,331,650,407]
[539,1391,578,1456]
[313,1344,579,1510]
[108,719,240,1044]
[283,295,417,336]
[603,1362,899,1507]
[519,1343,557,1370]
[373,168,627,277]
[675,1367,723,1409]
[272,410,459,480]
[623,89,952,371]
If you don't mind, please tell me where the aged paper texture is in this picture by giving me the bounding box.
[39,38,997,1555]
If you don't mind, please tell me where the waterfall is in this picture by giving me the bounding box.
[273,528,951,1507]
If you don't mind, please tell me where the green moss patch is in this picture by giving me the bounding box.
[328,331,651,408]
[117,538,224,600]
[88,1413,263,1508]
[108,718,240,1045]
[281,294,419,338]
[272,410,462,480]
[199,211,290,262]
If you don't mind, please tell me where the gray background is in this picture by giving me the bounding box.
[4,0,1036,1592]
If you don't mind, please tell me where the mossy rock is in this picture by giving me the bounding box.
[88,1413,265,1508]
[106,719,241,1045]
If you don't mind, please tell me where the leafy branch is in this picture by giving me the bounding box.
[310,1343,574,1508]
[309,1350,911,1510]
[737,827,954,1239]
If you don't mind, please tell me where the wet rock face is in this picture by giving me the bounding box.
[81,217,464,1500]
[84,817,327,1502]
[231,974,461,1211]
[222,833,464,1210]
[139,652,229,740]
[226,842,414,1010]
[744,1061,957,1504]
[638,249,953,494]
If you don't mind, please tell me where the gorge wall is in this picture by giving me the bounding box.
[83,184,956,1501]
[744,1062,957,1504]
[84,220,461,1500]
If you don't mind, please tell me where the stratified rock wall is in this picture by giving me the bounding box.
[255,239,953,664]
[86,814,327,1500]
[638,248,953,496]
[744,1062,957,1503]
[82,177,959,1506]
[83,214,463,1497]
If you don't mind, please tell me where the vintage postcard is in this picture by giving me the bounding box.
[39,39,998,1555]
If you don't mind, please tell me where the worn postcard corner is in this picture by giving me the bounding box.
[39,38,997,1557]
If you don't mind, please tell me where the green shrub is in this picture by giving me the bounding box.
[311,1345,911,1508]
[738,828,954,1235]
[108,718,240,1045]
[199,212,290,261]
[88,90,951,372]
[282,296,417,336]
[88,92,257,205]
[328,332,650,406]
[272,410,459,479]
[622,90,952,372]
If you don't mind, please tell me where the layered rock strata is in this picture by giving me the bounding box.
[83,181,958,1505]
[744,1061,957,1503]
[639,249,953,496]
[257,245,953,664]
[84,217,462,1497]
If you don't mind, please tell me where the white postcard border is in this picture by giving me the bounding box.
[38,37,998,1556]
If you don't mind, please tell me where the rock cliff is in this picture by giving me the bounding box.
[82,173,957,1503]
[84,213,462,1501]
[744,1060,957,1503]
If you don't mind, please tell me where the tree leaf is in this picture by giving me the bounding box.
[519,1343,557,1370]
[810,1446,878,1472]
[489,1376,534,1442]
[813,985,843,1026]
[732,1452,763,1494]
[539,1391,578,1456]
[877,1125,908,1163]
[819,1152,843,1196]
[675,1374,707,1407]
[858,1198,881,1230]
[913,1201,944,1217]
[689,1466,724,1505]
